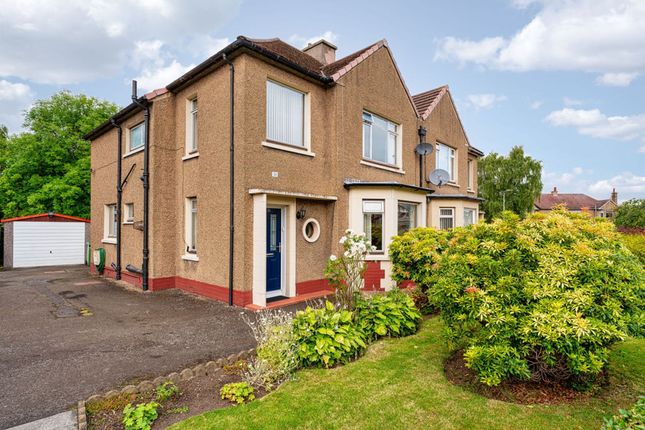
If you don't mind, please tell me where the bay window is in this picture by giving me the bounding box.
[363,200,384,252]
[397,202,418,235]
[464,208,476,226]
[439,207,454,230]
[362,111,399,166]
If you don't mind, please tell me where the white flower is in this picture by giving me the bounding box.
[339,236,347,244]
[329,255,337,261]
[371,245,377,251]
[358,232,366,237]
[345,229,354,235]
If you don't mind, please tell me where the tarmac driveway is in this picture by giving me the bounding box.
[0,266,255,429]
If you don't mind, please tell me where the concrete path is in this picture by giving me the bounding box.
[0,265,255,429]
[6,411,76,430]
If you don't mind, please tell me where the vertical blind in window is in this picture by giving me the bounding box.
[397,202,418,236]
[464,208,475,226]
[266,81,304,147]
[363,200,384,251]
[130,123,145,151]
[436,143,455,181]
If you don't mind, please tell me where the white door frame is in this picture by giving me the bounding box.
[266,205,286,299]
[252,193,297,307]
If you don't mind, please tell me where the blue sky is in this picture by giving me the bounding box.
[1,0,643,200]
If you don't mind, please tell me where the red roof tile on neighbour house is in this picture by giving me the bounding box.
[0,213,90,223]
[412,86,448,119]
[534,194,609,211]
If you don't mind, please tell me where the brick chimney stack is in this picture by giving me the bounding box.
[302,39,337,65]
[551,186,558,197]
[611,188,618,203]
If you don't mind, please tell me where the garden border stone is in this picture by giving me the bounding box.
[77,348,255,429]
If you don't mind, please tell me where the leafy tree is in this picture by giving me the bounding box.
[0,91,118,219]
[615,198,645,229]
[477,146,542,221]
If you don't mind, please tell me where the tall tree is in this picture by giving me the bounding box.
[614,199,645,229]
[478,146,543,221]
[0,91,118,219]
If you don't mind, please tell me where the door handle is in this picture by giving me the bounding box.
[266,253,274,257]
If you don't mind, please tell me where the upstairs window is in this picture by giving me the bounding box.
[439,207,454,230]
[186,197,197,253]
[436,143,456,182]
[362,111,398,166]
[397,202,418,235]
[187,98,198,153]
[129,123,145,152]
[467,159,474,190]
[266,80,305,147]
[363,200,384,252]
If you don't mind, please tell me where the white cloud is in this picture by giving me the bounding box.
[467,93,507,110]
[543,168,644,201]
[589,172,645,200]
[289,31,339,49]
[0,80,33,132]
[595,72,639,87]
[0,0,240,84]
[545,107,645,143]
[530,100,543,110]
[563,97,583,107]
[435,0,645,86]
[187,35,230,59]
[134,60,195,92]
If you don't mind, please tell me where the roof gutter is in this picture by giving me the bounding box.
[343,181,434,194]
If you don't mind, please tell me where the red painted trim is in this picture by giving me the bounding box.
[1,213,91,223]
[398,280,416,289]
[296,279,333,295]
[363,261,385,291]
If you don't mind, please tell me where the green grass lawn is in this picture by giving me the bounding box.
[169,317,644,430]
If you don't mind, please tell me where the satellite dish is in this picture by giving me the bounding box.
[428,169,451,186]
[415,142,434,156]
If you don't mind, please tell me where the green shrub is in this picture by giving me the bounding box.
[220,382,255,404]
[615,198,645,229]
[409,285,435,315]
[155,381,180,402]
[292,301,366,368]
[394,211,644,388]
[602,396,645,429]
[242,309,297,390]
[621,233,645,265]
[122,402,159,430]
[389,227,448,289]
[356,290,421,341]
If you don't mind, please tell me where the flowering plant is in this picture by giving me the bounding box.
[325,229,375,309]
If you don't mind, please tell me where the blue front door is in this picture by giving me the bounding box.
[266,208,282,295]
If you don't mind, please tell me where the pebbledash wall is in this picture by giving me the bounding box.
[88,37,482,307]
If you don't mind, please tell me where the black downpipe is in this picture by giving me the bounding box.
[110,119,123,280]
[131,80,150,291]
[223,54,235,306]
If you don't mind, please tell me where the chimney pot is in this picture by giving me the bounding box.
[302,39,337,65]
[611,188,618,203]
[552,186,558,196]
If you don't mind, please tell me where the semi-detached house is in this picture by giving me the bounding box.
[86,36,484,308]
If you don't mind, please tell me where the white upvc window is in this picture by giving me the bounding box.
[363,200,384,252]
[467,159,474,190]
[186,98,198,154]
[266,80,306,147]
[397,201,418,236]
[439,207,454,230]
[123,203,134,224]
[362,111,399,166]
[129,122,145,152]
[436,143,456,182]
[105,204,117,238]
[464,208,476,226]
[185,197,197,253]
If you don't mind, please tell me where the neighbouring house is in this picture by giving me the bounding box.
[1,213,90,268]
[86,36,484,308]
[534,187,618,218]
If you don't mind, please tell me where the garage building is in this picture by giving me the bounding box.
[2,213,90,268]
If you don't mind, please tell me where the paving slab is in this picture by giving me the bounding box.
[6,411,76,430]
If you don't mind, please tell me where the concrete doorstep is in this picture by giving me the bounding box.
[5,411,77,430]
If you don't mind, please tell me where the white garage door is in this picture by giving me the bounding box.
[13,222,86,268]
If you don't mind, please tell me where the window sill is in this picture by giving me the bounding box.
[467,188,475,194]
[262,141,315,157]
[182,152,199,161]
[123,221,134,225]
[360,159,404,174]
[443,182,460,188]
[182,253,199,262]
[102,238,117,245]
[123,147,144,158]
[365,253,388,261]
